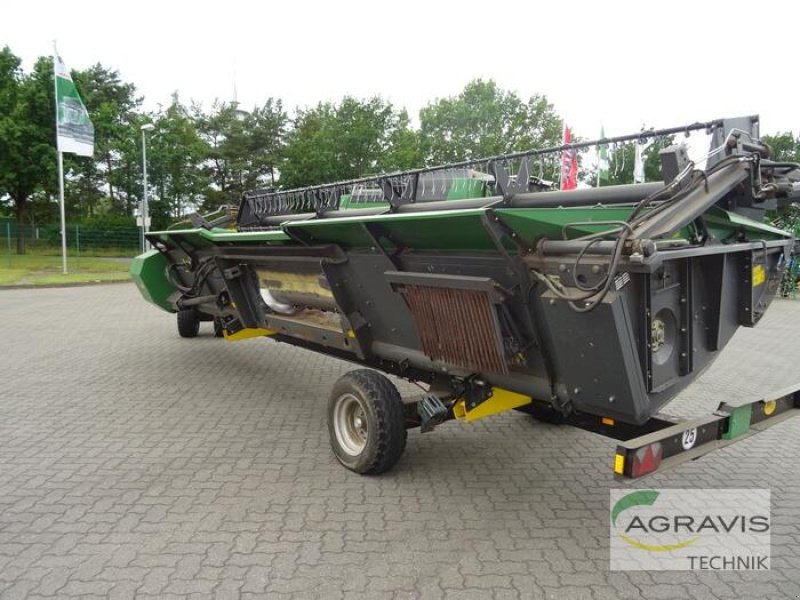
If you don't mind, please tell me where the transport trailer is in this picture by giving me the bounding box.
[131,115,800,476]
[612,384,800,478]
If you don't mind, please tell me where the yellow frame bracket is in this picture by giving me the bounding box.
[453,387,532,422]
[223,327,277,342]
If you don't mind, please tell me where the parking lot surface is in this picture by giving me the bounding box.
[1,283,799,599]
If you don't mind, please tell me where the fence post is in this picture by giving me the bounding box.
[5,221,10,268]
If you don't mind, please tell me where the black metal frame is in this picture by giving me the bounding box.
[613,384,800,479]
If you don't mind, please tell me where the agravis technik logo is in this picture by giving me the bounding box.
[610,489,770,571]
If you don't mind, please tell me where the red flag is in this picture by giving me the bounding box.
[560,126,578,190]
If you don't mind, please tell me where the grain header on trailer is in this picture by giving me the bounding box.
[132,115,800,477]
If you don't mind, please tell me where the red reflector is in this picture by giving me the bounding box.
[631,442,663,478]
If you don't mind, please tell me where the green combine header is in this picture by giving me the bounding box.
[132,115,800,477]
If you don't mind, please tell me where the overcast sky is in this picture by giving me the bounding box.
[4,0,799,141]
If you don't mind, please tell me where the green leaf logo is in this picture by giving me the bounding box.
[611,490,660,526]
[612,490,699,552]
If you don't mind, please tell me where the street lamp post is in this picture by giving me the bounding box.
[140,123,155,251]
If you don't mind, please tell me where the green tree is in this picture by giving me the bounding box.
[0,49,57,253]
[110,114,151,218]
[148,95,209,220]
[280,96,416,189]
[71,64,141,215]
[195,99,287,210]
[278,102,336,189]
[762,132,800,233]
[378,109,421,173]
[331,96,398,179]
[762,132,800,163]
[247,98,288,188]
[194,101,246,209]
[418,79,562,165]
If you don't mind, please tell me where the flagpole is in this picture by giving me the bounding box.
[596,126,601,189]
[596,153,601,188]
[58,151,67,274]
[559,124,566,191]
[597,126,609,189]
[596,137,601,189]
[53,42,68,275]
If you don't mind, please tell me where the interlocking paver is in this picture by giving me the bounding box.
[0,284,799,599]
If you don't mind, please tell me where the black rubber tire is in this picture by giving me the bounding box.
[177,309,200,338]
[213,317,225,338]
[327,369,407,475]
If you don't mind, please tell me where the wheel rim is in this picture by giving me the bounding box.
[333,393,368,456]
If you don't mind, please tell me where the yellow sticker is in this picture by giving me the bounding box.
[614,454,625,475]
[752,265,766,287]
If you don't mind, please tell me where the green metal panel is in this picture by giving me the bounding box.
[148,229,215,249]
[339,194,391,211]
[285,205,664,251]
[284,209,498,250]
[704,208,792,241]
[721,404,752,440]
[201,228,292,243]
[129,250,176,313]
[446,178,487,200]
[148,227,292,247]
[143,205,743,254]
[496,207,645,242]
[143,204,785,256]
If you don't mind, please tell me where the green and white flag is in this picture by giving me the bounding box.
[598,126,609,185]
[54,52,94,157]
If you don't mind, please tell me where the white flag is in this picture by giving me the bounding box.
[598,126,609,185]
[54,53,94,157]
[633,139,654,184]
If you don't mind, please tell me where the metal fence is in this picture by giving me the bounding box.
[1,219,141,256]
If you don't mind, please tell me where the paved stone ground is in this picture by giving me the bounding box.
[0,284,799,600]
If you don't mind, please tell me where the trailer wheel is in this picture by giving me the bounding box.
[327,370,407,474]
[177,309,200,338]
